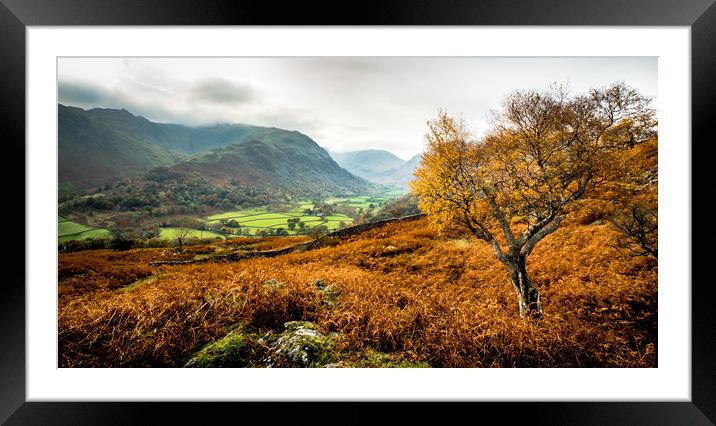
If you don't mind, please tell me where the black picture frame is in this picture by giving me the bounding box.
[2,0,713,424]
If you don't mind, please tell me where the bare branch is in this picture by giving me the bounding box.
[520,215,565,257]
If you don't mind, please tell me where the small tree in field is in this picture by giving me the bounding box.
[412,83,656,318]
[175,216,203,250]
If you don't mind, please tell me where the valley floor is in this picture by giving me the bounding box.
[59,194,400,243]
[58,217,657,368]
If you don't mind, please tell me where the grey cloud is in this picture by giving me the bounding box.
[58,81,109,105]
[252,108,321,134]
[190,78,255,105]
[295,57,390,77]
[58,79,202,125]
[120,75,173,97]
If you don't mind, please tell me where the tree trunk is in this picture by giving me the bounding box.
[505,255,543,319]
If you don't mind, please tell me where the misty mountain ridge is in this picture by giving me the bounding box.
[329,149,423,189]
[58,104,371,197]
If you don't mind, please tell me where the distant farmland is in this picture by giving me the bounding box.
[158,227,226,240]
[203,197,394,236]
[58,195,397,242]
[58,216,110,242]
[206,209,353,235]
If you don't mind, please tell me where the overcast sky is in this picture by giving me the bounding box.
[58,57,657,160]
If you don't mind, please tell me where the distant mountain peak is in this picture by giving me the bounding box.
[329,149,423,189]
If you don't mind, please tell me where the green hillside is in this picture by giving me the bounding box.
[173,128,370,194]
[59,105,185,191]
[59,105,370,200]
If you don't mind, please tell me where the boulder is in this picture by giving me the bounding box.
[264,321,334,368]
[184,329,250,367]
[314,279,340,307]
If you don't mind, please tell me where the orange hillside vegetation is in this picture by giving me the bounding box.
[58,217,656,368]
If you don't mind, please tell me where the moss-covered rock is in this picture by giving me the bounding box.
[185,321,342,368]
[264,321,335,368]
[184,329,250,367]
[314,280,340,307]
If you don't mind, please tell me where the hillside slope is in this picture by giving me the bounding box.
[332,149,405,178]
[59,104,186,190]
[59,104,370,197]
[59,215,656,368]
[171,127,371,194]
[387,154,422,187]
[331,149,422,188]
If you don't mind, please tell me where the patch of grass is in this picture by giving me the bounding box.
[345,348,431,368]
[159,228,225,240]
[289,203,316,213]
[239,213,297,221]
[122,275,158,292]
[324,214,352,221]
[58,218,111,242]
[323,220,347,229]
[58,228,112,243]
[206,208,268,221]
[59,220,92,236]
[238,216,302,227]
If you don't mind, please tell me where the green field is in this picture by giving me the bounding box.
[288,202,316,213]
[200,194,403,236]
[324,195,392,210]
[58,217,111,242]
[59,220,91,236]
[237,217,304,228]
[206,208,269,221]
[59,193,400,243]
[159,227,226,240]
[204,205,355,235]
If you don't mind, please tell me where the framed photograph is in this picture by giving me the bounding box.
[3,0,713,423]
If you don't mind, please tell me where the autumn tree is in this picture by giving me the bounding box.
[309,224,329,242]
[174,216,203,250]
[412,83,656,318]
[388,205,404,219]
[604,133,658,258]
[610,202,658,258]
[287,217,300,230]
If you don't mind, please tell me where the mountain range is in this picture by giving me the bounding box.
[58,104,370,197]
[330,149,422,188]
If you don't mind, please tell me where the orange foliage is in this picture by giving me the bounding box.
[219,235,312,251]
[58,217,656,368]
